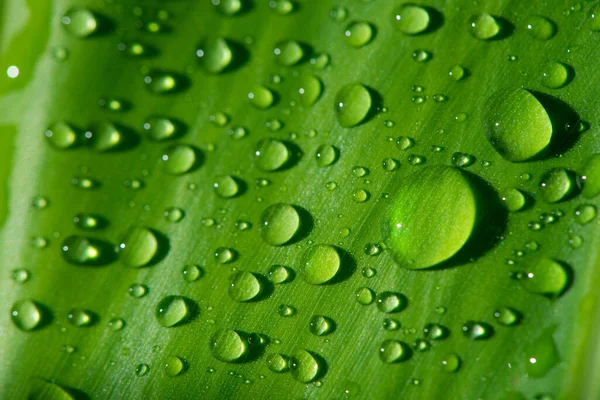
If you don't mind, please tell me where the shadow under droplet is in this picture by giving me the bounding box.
[422,7,444,34]
[286,205,313,245]
[328,247,357,284]
[222,40,251,73]
[90,12,116,37]
[489,16,515,41]
[146,229,170,267]
[34,301,54,331]
[359,86,384,127]
[249,273,274,302]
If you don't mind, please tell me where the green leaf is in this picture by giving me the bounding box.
[1,1,600,399]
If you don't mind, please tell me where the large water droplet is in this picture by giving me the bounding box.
[88,122,124,152]
[11,300,47,331]
[45,121,78,149]
[68,309,95,327]
[228,271,261,302]
[493,307,521,326]
[582,153,600,198]
[316,144,338,167]
[214,175,241,198]
[526,329,559,378]
[441,353,461,372]
[382,166,477,269]
[119,227,158,268]
[525,16,556,40]
[62,8,98,38]
[298,75,322,106]
[162,144,197,174]
[259,203,301,246]
[143,117,178,141]
[376,292,405,313]
[499,188,526,212]
[392,4,430,34]
[462,321,493,340]
[210,329,249,362]
[575,204,596,224]
[274,40,304,66]
[539,168,573,203]
[290,349,320,382]
[213,0,243,15]
[197,38,233,73]
[164,355,185,377]
[468,13,501,40]
[156,296,194,327]
[255,139,290,171]
[521,258,569,298]
[248,85,274,109]
[335,83,372,127]
[299,244,341,284]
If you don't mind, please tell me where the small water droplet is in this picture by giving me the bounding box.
[164,355,185,377]
[248,85,275,109]
[215,247,235,264]
[539,168,573,203]
[266,353,289,372]
[67,309,95,327]
[542,62,570,89]
[493,307,521,326]
[344,21,374,47]
[156,296,194,327]
[462,321,493,340]
[162,144,197,175]
[392,4,430,34]
[259,203,301,246]
[196,38,233,73]
[62,8,98,38]
[335,83,372,127]
[11,300,46,331]
[441,353,461,372]
[290,349,321,382]
[469,13,501,40]
[255,139,290,171]
[525,16,556,40]
[118,227,158,268]
[274,40,304,66]
[379,340,410,363]
[356,287,375,305]
[575,204,596,224]
[228,271,262,302]
[143,117,178,141]
[521,258,569,297]
[135,363,150,377]
[309,315,334,336]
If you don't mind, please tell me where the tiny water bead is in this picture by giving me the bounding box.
[118,227,158,268]
[521,258,569,297]
[526,330,559,378]
[278,304,297,317]
[61,236,110,265]
[209,111,229,127]
[11,268,30,284]
[413,339,430,352]
[267,265,291,284]
[162,144,197,175]
[274,40,304,66]
[228,271,261,302]
[392,4,430,35]
[379,340,410,363]
[542,62,570,89]
[156,296,194,327]
[128,283,148,298]
[493,307,521,326]
[144,71,179,94]
[259,203,300,246]
[164,207,184,223]
[71,176,99,190]
[407,155,425,166]
[45,121,78,149]
[412,49,432,63]
[382,166,477,269]
[196,38,232,73]
[582,153,600,198]
[376,292,405,313]
[68,309,95,327]
[353,189,370,203]
[539,168,573,203]
[135,364,150,377]
[441,354,461,372]
[424,323,448,340]
[270,0,295,15]
[335,83,372,127]
[255,139,290,171]
[31,195,49,209]
[300,245,341,284]
[210,329,249,362]
[499,188,527,212]
[62,8,98,38]
[396,136,415,150]
[382,158,399,171]
[107,318,125,331]
[468,13,501,40]
[309,315,334,336]
[525,16,556,40]
[73,213,103,230]
[290,350,320,383]
[462,321,493,340]
[248,85,275,109]
[344,21,374,47]
[164,356,185,377]
[215,247,235,264]
[298,75,322,107]
[356,287,375,305]
[316,144,338,167]
[11,300,45,331]
[451,152,475,168]
[330,5,348,22]
[143,117,177,141]
[575,204,596,224]
[213,175,241,198]
[266,353,289,373]
[569,235,583,249]
[383,318,400,330]
[183,265,203,282]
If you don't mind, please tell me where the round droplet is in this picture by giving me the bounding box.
[316,145,338,167]
[266,353,289,372]
[45,121,78,149]
[424,323,448,340]
[156,296,194,327]
[213,0,242,15]
[143,117,177,141]
[539,168,573,203]
[135,364,150,377]
[330,6,348,22]
[441,354,461,372]
[197,38,232,73]
[11,300,45,331]
[392,4,430,35]
[542,62,570,89]
[61,236,111,266]
[119,227,158,268]
[214,175,240,198]
[290,349,320,383]
[73,213,103,230]
[89,122,123,152]
[376,292,404,313]
[500,188,527,212]
[162,144,197,175]
[383,318,400,330]
[344,21,373,47]
[449,65,465,81]
[278,304,296,317]
[356,287,375,305]
[62,8,98,38]
[525,16,556,40]
[589,6,600,31]
[462,321,493,340]
[259,203,300,246]
[248,85,274,109]
[31,195,49,209]
[468,13,501,40]
[483,88,553,162]
[493,307,521,326]
[298,75,322,107]
[526,329,559,378]
[107,318,125,331]
[575,204,596,224]
[164,356,185,377]
[182,265,203,282]
[335,83,372,127]
[396,136,415,150]
[210,329,249,362]
[300,244,341,284]
[412,49,431,62]
[382,166,477,269]
[144,71,179,94]
[128,283,148,298]
[309,315,334,336]
[582,153,600,198]
[379,340,409,363]
[215,247,235,264]
[451,152,475,168]
[228,271,261,302]
[68,309,95,327]
[274,40,304,66]
[267,265,291,283]
[521,258,569,297]
[255,139,290,171]
[270,0,294,14]
[164,207,184,223]
[11,268,30,284]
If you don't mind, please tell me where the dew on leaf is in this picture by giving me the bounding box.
[267,265,291,283]
[290,349,321,382]
[344,21,374,48]
[62,236,113,266]
[525,16,556,40]
[62,8,98,38]
[468,13,501,40]
[539,168,573,203]
[118,227,158,268]
[156,296,194,327]
[144,71,180,94]
[45,121,78,149]
[499,188,527,212]
[316,144,338,167]
[493,307,521,326]
[582,153,600,198]
[356,287,375,305]
[335,83,372,127]
[391,4,430,35]
[379,340,410,363]
[526,329,559,378]
[376,292,405,313]
[541,62,570,89]
[128,283,148,298]
[441,354,461,372]
[67,309,95,327]
[255,139,290,171]
[197,38,233,73]
[309,315,334,336]
[248,85,275,109]
[462,321,493,340]
[575,204,596,224]
[259,203,301,246]
[162,144,197,175]
[228,271,261,302]
[521,258,569,297]
[11,300,47,331]
[143,117,177,141]
[214,175,241,198]
[298,75,322,106]
[266,353,289,372]
[215,247,235,264]
[274,40,304,66]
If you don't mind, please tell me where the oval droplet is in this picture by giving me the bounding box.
[525,16,556,40]
[539,168,573,203]
[11,300,46,331]
[162,144,197,175]
[462,321,493,340]
[248,85,274,109]
[582,153,600,198]
[259,203,301,246]
[541,62,570,89]
[210,329,249,362]
[254,139,290,171]
[309,315,334,336]
[88,122,123,152]
[316,144,338,167]
[392,4,430,35]
[67,309,95,327]
[334,83,372,127]
[290,349,320,383]
[144,71,180,94]
[356,287,375,305]
[499,188,527,212]
[45,121,78,149]
[118,227,158,268]
[196,38,233,73]
[214,175,241,198]
[164,355,185,377]
[493,307,521,326]
[575,204,596,225]
[525,329,559,378]
[228,271,262,302]
[376,292,405,313]
[441,353,461,372]
[521,258,569,298]
[468,13,501,40]
[143,117,178,141]
[299,244,341,284]
[62,8,98,38]
[267,265,291,284]
[379,340,410,363]
[266,353,289,372]
[62,236,113,266]
[298,75,323,107]
[156,296,194,327]
[344,21,373,47]
[274,40,304,66]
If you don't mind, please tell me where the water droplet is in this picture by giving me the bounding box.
[30,236,48,249]
[499,188,526,212]
[539,168,573,203]
[449,65,465,81]
[462,321,493,340]
[266,353,289,372]
[290,349,320,382]
[542,62,570,89]
[62,8,98,38]
[270,0,294,15]
[468,13,501,40]
[407,155,425,165]
[526,329,559,378]
[164,356,185,377]
[298,75,322,107]
[11,268,30,284]
[525,16,556,40]
[128,283,148,298]
[568,234,583,248]
[412,49,432,62]
[144,71,180,94]
[68,309,95,327]
[163,207,184,223]
[45,121,78,149]
[521,258,569,297]
[310,53,330,69]
[213,0,243,15]
[197,38,233,73]
[213,175,240,198]
[376,292,405,313]
[248,85,275,109]
[356,287,375,305]
[441,354,461,372]
[118,227,158,268]
[451,152,475,168]
[309,315,334,336]
[424,323,448,340]
[396,136,414,151]
[228,271,261,302]
[353,189,370,203]
[107,318,125,331]
[255,139,290,171]
[162,144,197,175]
[274,40,304,66]
[143,117,178,141]
[379,340,410,363]
[413,338,430,352]
[316,144,338,167]
[575,204,596,224]
[135,364,150,377]
[335,83,372,127]
[210,329,249,362]
[483,88,552,162]
[156,296,194,327]
[61,236,112,266]
[344,21,373,47]
[215,247,235,264]
[11,300,46,331]
[383,318,400,330]
[300,245,341,285]
[382,166,477,269]
[435,306,447,315]
[582,153,600,198]
[392,4,430,34]
[278,304,296,317]
[182,265,203,282]
[330,6,348,22]
[259,203,301,246]
[267,265,291,284]
[493,307,521,326]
